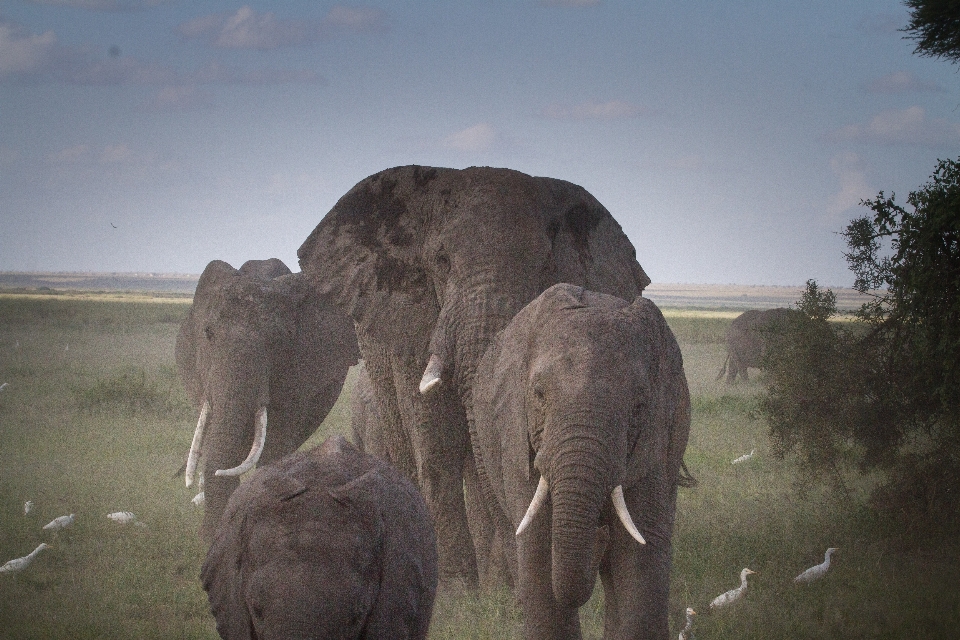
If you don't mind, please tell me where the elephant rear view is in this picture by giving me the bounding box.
[718,307,799,383]
[176,259,359,540]
[201,435,438,640]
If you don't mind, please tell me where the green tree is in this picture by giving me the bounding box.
[903,0,960,64]
[760,159,960,522]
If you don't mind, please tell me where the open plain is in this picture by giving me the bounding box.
[0,283,955,638]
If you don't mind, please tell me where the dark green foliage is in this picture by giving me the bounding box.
[760,159,960,524]
[903,0,960,64]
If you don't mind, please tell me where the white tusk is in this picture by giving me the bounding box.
[611,485,646,545]
[185,401,209,488]
[516,476,549,537]
[215,407,267,477]
[419,354,443,395]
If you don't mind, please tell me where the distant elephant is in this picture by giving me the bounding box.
[201,435,438,640]
[298,165,649,588]
[176,258,359,540]
[717,308,799,383]
[472,284,691,640]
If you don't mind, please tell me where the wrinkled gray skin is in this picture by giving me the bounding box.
[351,362,382,455]
[717,308,799,383]
[298,165,649,588]
[201,435,438,640]
[472,284,691,640]
[176,259,359,540]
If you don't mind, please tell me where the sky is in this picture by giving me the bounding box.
[1,1,958,286]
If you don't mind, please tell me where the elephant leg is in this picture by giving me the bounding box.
[600,483,673,640]
[392,353,479,590]
[517,512,581,640]
[726,357,739,384]
[463,455,513,590]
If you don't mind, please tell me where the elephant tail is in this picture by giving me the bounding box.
[677,460,697,488]
[715,354,729,381]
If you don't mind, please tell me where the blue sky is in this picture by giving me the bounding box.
[2,1,958,285]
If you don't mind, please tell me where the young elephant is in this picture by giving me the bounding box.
[471,284,691,640]
[201,435,439,640]
[717,307,799,383]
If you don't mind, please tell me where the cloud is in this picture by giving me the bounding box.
[858,13,903,35]
[179,4,389,49]
[25,0,171,10]
[831,107,960,148]
[441,123,497,152]
[861,71,942,94]
[541,99,650,120]
[0,20,59,79]
[140,85,214,112]
[827,152,873,216]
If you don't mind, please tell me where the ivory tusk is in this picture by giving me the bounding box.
[516,476,549,537]
[611,485,646,545]
[185,401,209,488]
[215,407,267,477]
[419,354,443,395]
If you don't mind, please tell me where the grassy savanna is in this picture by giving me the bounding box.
[0,292,956,638]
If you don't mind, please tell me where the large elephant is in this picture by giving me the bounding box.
[201,435,438,640]
[176,258,359,540]
[297,165,649,587]
[472,284,691,640]
[717,307,799,383]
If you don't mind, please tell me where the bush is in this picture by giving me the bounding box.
[75,368,188,417]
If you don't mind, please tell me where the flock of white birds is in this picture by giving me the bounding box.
[673,447,839,638]
[0,502,148,575]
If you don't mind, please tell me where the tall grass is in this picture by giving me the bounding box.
[0,296,956,638]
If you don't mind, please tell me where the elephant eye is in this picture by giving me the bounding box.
[435,249,450,272]
[204,326,214,341]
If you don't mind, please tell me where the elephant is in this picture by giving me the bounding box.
[471,283,692,640]
[297,165,650,588]
[201,434,438,640]
[717,307,799,383]
[175,258,359,540]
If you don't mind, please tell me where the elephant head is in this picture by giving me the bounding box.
[297,165,649,405]
[175,259,359,540]
[201,435,438,640]
[473,284,690,637]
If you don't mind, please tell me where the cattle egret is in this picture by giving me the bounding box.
[106,511,137,524]
[709,568,756,609]
[24,501,33,515]
[731,449,755,464]
[0,543,50,574]
[0,382,8,392]
[192,491,205,506]
[42,514,75,531]
[794,547,838,584]
[679,607,696,640]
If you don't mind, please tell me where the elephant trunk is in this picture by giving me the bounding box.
[549,439,610,609]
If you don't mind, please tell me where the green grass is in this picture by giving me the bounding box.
[0,295,956,638]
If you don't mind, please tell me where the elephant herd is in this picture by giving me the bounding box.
[177,165,694,639]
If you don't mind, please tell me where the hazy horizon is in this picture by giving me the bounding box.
[3,2,958,286]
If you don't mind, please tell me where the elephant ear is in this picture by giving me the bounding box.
[297,167,443,354]
[623,296,691,486]
[542,180,651,299]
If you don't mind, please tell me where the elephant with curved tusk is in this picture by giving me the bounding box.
[201,435,438,640]
[471,284,692,640]
[176,258,359,541]
[298,165,649,588]
[717,307,800,383]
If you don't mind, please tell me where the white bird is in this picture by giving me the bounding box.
[0,382,8,392]
[191,491,205,506]
[24,500,33,515]
[42,514,75,531]
[106,511,137,524]
[731,449,756,464]
[0,543,50,574]
[710,568,757,609]
[794,547,838,584]
[678,607,696,640]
